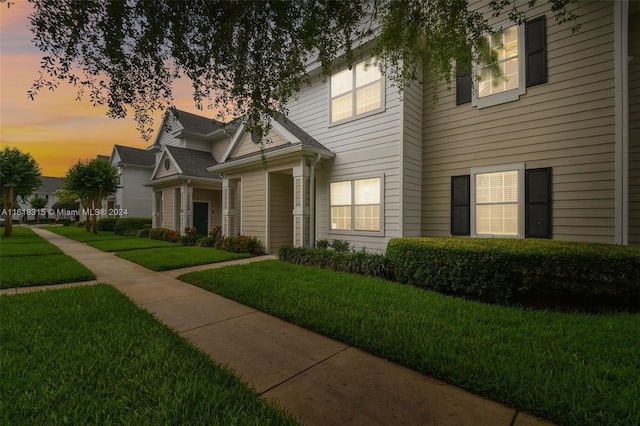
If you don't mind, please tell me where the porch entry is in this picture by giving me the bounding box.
[193,202,209,236]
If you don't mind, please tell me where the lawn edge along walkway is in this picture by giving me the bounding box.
[16,228,554,426]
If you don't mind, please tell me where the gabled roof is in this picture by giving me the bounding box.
[173,109,225,135]
[220,115,333,165]
[113,145,155,167]
[164,146,220,179]
[37,176,62,194]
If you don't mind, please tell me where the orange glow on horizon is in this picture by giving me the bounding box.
[0,1,213,178]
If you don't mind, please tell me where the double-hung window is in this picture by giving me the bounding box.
[473,23,526,108]
[330,177,382,232]
[330,59,383,123]
[472,165,524,237]
[456,16,547,107]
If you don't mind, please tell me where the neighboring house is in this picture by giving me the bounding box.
[149,0,639,253]
[144,109,238,236]
[16,176,63,220]
[107,145,155,217]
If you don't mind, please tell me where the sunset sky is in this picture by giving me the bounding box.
[0,1,207,177]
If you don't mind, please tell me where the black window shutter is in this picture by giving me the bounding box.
[525,167,552,238]
[525,15,547,87]
[451,175,470,235]
[456,71,472,105]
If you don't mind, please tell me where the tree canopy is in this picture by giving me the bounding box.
[62,158,119,234]
[0,147,42,236]
[18,0,580,138]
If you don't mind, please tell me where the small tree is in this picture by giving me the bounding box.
[62,159,119,234]
[29,195,48,223]
[0,147,41,236]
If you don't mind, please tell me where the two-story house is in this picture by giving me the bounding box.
[144,0,638,253]
[107,145,155,217]
[144,109,239,236]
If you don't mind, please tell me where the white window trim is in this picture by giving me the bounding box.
[328,174,385,236]
[472,22,526,109]
[470,163,525,238]
[329,59,386,126]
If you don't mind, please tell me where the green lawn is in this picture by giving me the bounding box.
[179,260,640,426]
[0,228,96,288]
[117,247,250,271]
[44,226,130,243]
[0,285,298,425]
[87,238,176,252]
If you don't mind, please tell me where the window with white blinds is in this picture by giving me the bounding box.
[472,166,523,237]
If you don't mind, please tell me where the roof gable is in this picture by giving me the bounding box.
[113,145,155,167]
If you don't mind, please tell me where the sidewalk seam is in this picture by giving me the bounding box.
[257,345,352,397]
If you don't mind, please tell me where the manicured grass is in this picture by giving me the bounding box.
[87,238,176,252]
[179,260,640,426]
[0,285,298,425]
[117,247,250,271]
[0,228,96,288]
[44,226,130,243]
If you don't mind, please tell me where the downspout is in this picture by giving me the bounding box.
[614,0,629,244]
[309,153,322,248]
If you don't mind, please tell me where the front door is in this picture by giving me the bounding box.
[193,202,209,236]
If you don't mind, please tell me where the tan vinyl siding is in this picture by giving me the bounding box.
[231,129,288,159]
[422,1,617,243]
[162,189,174,229]
[155,153,178,178]
[240,170,267,244]
[629,2,640,245]
[269,172,294,253]
[287,64,404,252]
[211,140,228,163]
[401,73,423,237]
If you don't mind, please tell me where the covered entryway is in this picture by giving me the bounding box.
[269,171,294,253]
[193,202,209,236]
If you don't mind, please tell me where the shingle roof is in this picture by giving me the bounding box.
[114,145,155,167]
[224,116,332,164]
[37,176,62,194]
[173,109,224,135]
[166,146,220,179]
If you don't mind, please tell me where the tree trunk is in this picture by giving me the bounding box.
[2,187,14,237]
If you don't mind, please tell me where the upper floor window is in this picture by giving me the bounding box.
[456,16,547,108]
[330,59,383,123]
[473,23,526,108]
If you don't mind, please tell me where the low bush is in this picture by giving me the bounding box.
[114,218,152,236]
[198,237,218,248]
[148,227,179,242]
[330,239,351,252]
[278,245,394,280]
[386,238,640,309]
[136,228,149,238]
[209,225,222,239]
[177,234,201,246]
[215,235,264,255]
[97,217,119,232]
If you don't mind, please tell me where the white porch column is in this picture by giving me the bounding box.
[180,183,193,235]
[222,178,238,237]
[292,165,310,248]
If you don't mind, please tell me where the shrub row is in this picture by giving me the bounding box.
[147,227,264,255]
[386,238,640,309]
[278,245,394,280]
[114,218,152,236]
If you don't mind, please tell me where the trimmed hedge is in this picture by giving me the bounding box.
[114,218,152,236]
[97,217,119,232]
[216,235,264,255]
[278,245,394,280]
[386,238,640,309]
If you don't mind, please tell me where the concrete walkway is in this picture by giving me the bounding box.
[5,228,554,426]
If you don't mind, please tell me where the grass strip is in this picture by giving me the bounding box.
[117,246,250,271]
[44,226,130,243]
[0,285,298,425]
[0,228,95,288]
[179,260,640,426]
[87,238,176,252]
